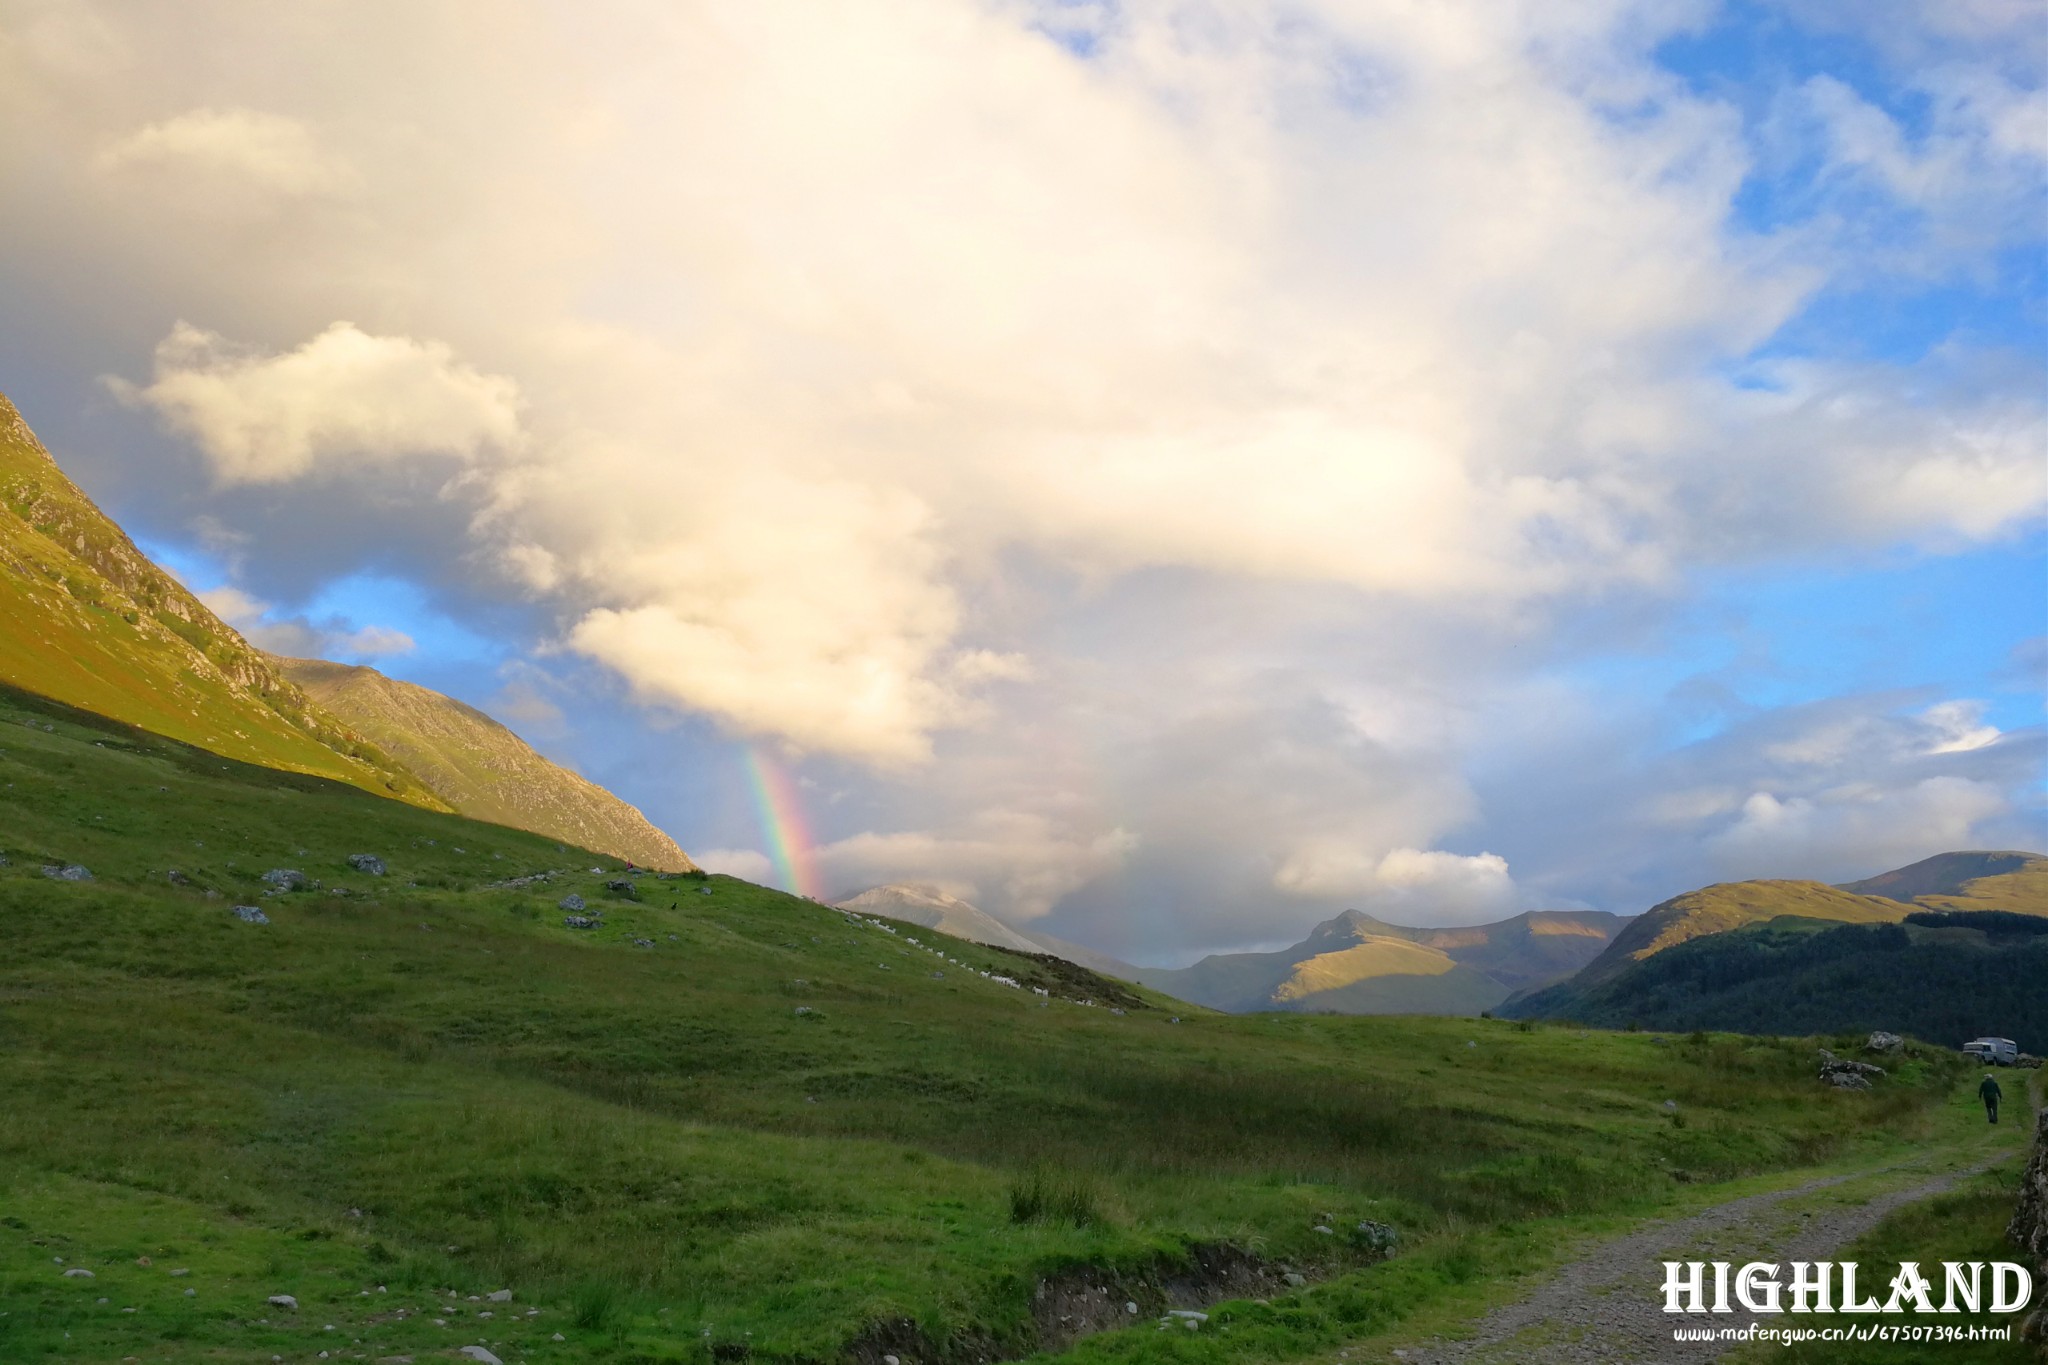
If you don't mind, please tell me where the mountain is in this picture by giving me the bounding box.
[1838,849,2048,914]
[0,393,445,808]
[1498,911,2048,1049]
[272,656,696,872]
[1134,908,1626,1016]
[1506,851,2048,1030]
[1566,880,1906,988]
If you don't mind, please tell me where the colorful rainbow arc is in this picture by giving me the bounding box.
[743,747,825,900]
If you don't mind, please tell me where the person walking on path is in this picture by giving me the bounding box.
[1979,1070,2002,1124]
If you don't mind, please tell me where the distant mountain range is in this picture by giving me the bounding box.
[837,883,1624,1015]
[1506,851,2048,1047]
[0,391,694,870]
[1133,908,1625,1015]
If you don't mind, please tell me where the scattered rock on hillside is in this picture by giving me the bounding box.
[347,854,386,876]
[487,1288,513,1302]
[563,915,599,930]
[1354,1220,1399,1253]
[1817,1049,1884,1088]
[603,879,638,898]
[42,863,91,881]
[167,869,191,886]
[231,906,270,925]
[558,894,585,912]
[1865,1031,1903,1053]
[267,1294,297,1309]
[262,869,306,891]
[62,1267,93,1278]
[458,1347,504,1364]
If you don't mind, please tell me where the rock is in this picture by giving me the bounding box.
[457,1349,504,1365]
[42,863,91,881]
[262,869,306,891]
[2010,1107,2048,1345]
[1311,1224,1335,1235]
[231,905,270,925]
[62,1267,94,1278]
[603,879,637,897]
[1865,1030,1904,1052]
[1353,1220,1399,1253]
[558,894,585,912]
[883,1355,900,1365]
[1817,1049,1884,1087]
[1282,1272,1306,1287]
[167,869,191,886]
[1124,1301,1138,1313]
[487,1289,512,1302]
[563,915,599,930]
[268,1294,298,1309]
[170,1268,189,1276]
[347,854,387,876]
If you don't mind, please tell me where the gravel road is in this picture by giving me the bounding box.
[1398,1147,2025,1364]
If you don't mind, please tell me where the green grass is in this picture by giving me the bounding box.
[0,682,1991,1363]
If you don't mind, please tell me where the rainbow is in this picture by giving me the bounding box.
[743,747,825,899]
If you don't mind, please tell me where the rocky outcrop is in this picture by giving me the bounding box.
[2012,1105,2048,1345]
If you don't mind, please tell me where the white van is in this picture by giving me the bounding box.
[1963,1037,2018,1065]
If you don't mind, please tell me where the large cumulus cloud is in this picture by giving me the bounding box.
[0,0,2041,951]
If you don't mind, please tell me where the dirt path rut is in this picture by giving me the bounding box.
[1401,1137,2029,1364]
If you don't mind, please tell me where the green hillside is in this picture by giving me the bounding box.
[1565,880,1907,987]
[1135,909,1623,1016]
[273,654,697,872]
[0,681,1968,1364]
[1503,912,2048,1049]
[0,393,445,809]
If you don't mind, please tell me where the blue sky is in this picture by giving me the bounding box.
[0,0,2041,960]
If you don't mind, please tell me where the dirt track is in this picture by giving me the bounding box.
[1396,1083,2038,1364]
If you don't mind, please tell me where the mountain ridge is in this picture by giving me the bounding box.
[1135,906,1627,1015]
[272,655,696,872]
[0,392,446,808]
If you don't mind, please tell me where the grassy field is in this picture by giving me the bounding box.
[0,681,1992,1364]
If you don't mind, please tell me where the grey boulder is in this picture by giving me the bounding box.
[231,905,271,925]
[262,869,307,891]
[42,863,92,881]
[347,854,387,876]
[558,894,585,912]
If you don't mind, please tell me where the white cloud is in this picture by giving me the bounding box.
[1273,845,1520,926]
[1708,776,2009,878]
[813,813,1137,921]
[113,322,522,484]
[95,107,358,198]
[1,1,2042,953]
[197,583,414,660]
[693,847,774,882]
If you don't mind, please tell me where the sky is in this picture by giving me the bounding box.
[1,0,2042,965]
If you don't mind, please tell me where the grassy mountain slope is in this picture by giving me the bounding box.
[0,393,445,810]
[1508,854,2048,1030]
[1567,880,1906,987]
[1837,849,2045,904]
[0,681,1968,1364]
[1503,913,2048,1049]
[273,654,696,872]
[1136,909,1624,1016]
